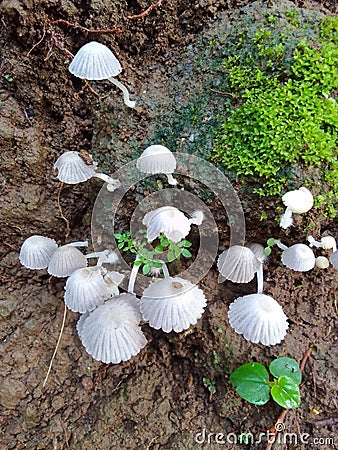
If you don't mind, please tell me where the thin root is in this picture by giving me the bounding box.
[128,0,163,19]
[57,182,71,241]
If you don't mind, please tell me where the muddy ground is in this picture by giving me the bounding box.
[0,0,337,449]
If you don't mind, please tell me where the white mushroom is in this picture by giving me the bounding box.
[217,245,261,283]
[47,243,88,277]
[64,266,110,313]
[281,243,316,272]
[103,270,125,296]
[77,294,147,364]
[280,187,313,229]
[140,276,207,333]
[228,293,288,346]
[69,41,135,108]
[143,206,202,243]
[308,235,337,251]
[136,145,177,185]
[315,256,330,269]
[330,250,338,269]
[19,235,58,270]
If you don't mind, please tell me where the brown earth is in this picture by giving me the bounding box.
[0,0,337,449]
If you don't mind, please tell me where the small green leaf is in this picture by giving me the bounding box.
[264,247,272,256]
[167,249,176,262]
[117,242,124,249]
[230,362,270,405]
[152,261,163,268]
[142,264,150,275]
[182,249,192,258]
[271,376,301,409]
[133,260,143,267]
[267,238,275,246]
[114,233,122,239]
[269,358,302,385]
[174,246,182,258]
[154,245,164,254]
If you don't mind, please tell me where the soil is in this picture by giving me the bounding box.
[0,0,337,449]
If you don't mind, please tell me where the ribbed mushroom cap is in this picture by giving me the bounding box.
[103,271,125,296]
[248,243,267,264]
[64,266,110,313]
[140,276,207,333]
[54,151,97,184]
[143,206,191,243]
[19,235,58,270]
[228,293,288,346]
[217,245,261,283]
[282,187,313,214]
[281,244,315,272]
[330,250,338,268]
[321,236,336,250]
[48,245,87,278]
[136,145,176,175]
[69,41,122,80]
[76,294,146,364]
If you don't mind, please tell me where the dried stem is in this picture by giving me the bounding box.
[128,0,163,19]
[42,301,67,387]
[57,182,70,241]
[266,347,312,450]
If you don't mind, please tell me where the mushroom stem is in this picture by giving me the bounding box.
[128,257,141,294]
[108,77,136,108]
[256,263,264,295]
[67,240,88,248]
[307,236,322,248]
[86,250,118,266]
[275,239,288,251]
[165,173,178,186]
[279,207,293,229]
[161,261,170,278]
[93,173,121,192]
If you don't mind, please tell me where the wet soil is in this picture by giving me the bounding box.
[0,0,337,449]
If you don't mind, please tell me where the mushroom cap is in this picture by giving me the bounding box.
[281,243,315,271]
[321,236,336,250]
[282,187,313,214]
[330,250,338,268]
[136,145,176,175]
[217,245,261,283]
[247,243,268,264]
[64,266,110,313]
[143,206,191,243]
[315,256,330,269]
[69,41,122,80]
[54,151,97,184]
[228,293,288,346]
[76,294,147,364]
[103,270,125,296]
[19,235,58,270]
[48,245,87,277]
[140,276,207,333]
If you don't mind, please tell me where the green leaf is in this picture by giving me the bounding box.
[269,358,302,385]
[271,376,301,409]
[167,249,176,262]
[117,242,124,249]
[267,238,275,246]
[182,249,192,258]
[133,260,143,267]
[264,247,272,256]
[154,245,164,254]
[174,246,182,259]
[114,233,122,239]
[142,264,150,275]
[230,362,270,405]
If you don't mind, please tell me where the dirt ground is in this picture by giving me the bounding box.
[0,0,337,449]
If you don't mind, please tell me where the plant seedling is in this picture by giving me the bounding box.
[229,357,301,409]
[264,237,275,256]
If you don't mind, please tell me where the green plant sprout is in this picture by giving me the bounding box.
[230,357,301,409]
[203,377,216,395]
[114,230,193,275]
[264,237,275,256]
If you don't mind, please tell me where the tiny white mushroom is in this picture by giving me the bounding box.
[64,266,110,313]
[281,243,315,272]
[103,270,125,296]
[143,206,201,243]
[69,41,135,108]
[140,276,207,333]
[48,244,88,277]
[19,235,58,270]
[315,256,330,269]
[77,294,147,364]
[280,187,313,229]
[54,151,98,184]
[217,245,261,283]
[228,293,288,346]
[136,145,177,185]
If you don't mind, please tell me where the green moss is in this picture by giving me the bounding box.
[212,15,338,215]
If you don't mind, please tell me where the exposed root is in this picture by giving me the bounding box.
[57,182,70,241]
[128,0,163,19]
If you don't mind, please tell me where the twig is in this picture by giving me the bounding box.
[27,27,47,56]
[60,418,71,449]
[209,88,235,97]
[57,182,71,241]
[42,301,67,387]
[49,19,121,35]
[266,348,312,450]
[128,0,163,19]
